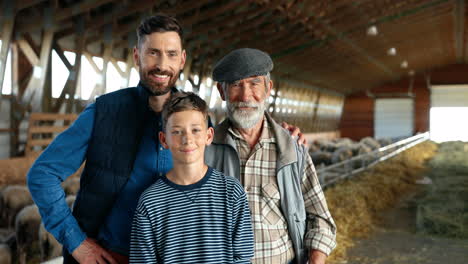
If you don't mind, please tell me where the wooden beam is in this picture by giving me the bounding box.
[121,51,134,88]
[111,58,125,77]
[259,0,397,77]
[17,0,114,34]
[180,56,193,90]
[84,53,102,75]
[85,0,207,46]
[22,29,54,112]
[16,0,47,11]
[182,0,244,27]
[17,38,40,66]
[87,42,113,102]
[454,0,465,63]
[52,41,73,71]
[0,1,15,95]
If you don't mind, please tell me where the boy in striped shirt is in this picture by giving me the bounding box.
[130,92,254,263]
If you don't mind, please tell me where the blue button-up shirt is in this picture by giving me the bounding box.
[27,102,173,254]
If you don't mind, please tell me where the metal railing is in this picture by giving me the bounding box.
[318,132,430,188]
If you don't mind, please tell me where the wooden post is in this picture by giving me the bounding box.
[0,1,15,96]
[21,29,54,112]
[53,17,86,113]
[87,24,113,102]
[180,56,193,90]
[311,92,321,132]
[21,8,55,112]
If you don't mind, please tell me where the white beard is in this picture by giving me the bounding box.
[227,101,266,129]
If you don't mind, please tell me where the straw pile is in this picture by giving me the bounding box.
[416,141,468,239]
[324,141,438,263]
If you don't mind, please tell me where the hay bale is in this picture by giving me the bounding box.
[416,141,468,239]
[325,141,438,263]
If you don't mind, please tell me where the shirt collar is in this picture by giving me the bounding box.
[227,115,275,144]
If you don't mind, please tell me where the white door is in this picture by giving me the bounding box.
[430,85,468,142]
[374,98,414,139]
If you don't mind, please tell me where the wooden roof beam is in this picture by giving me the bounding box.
[16,0,48,12]
[258,1,396,77]
[0,2,15,96]
[17,0,114,34]
[454,0,465,63]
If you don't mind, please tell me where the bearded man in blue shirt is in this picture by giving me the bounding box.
[28,14,187,264]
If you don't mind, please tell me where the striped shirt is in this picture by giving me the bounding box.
[130,167,254,264]
[229,116,336,263]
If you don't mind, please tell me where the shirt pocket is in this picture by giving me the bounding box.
[261,183,286,226]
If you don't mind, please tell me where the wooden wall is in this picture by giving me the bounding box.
[340,64,468,140]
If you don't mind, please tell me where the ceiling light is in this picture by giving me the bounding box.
[387,47,397,56]
[401,61,408,68]
[367,25,378,36]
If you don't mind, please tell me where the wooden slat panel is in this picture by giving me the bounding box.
[27,138,53,147]
[25,113,78,156]
[29,113,78,122]
[28,126,69,133]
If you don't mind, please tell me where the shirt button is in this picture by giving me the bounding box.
[160,147,163,151]
[245,186,251,192]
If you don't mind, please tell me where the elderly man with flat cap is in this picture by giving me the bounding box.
[205,48,337,264]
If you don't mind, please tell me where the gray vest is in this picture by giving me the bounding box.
[205,114,308,264]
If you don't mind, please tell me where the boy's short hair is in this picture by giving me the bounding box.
[162,92,208,130]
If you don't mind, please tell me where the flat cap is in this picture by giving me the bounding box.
[212,48,273,83]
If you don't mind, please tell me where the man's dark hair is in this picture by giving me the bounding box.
[162,92,208,131]
[137,14,184,48]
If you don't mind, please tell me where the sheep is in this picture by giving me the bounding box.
[377,137,393,147]
[66,195,76,209]
[39,223,61,261]
[39,195,76,261]
[62,177,80,196]
[360,137,381,150]
[0,185,33,228]
[307,143,320,153]
[351,144,375,169]
[333,137,355,148]
[15,204,41,264]
[310,151,332,167]
[331,147,354,164]
[314,139,337,153]
[0,244,12,264]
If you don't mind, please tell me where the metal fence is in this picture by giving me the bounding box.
[318,132,431,188]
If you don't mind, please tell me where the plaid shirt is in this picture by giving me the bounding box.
[229,116,336,264]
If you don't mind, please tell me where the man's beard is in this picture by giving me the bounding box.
[139,68,179,96]
[226,101,266,129]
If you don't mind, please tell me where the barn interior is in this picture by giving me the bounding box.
[0,0,467,263]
